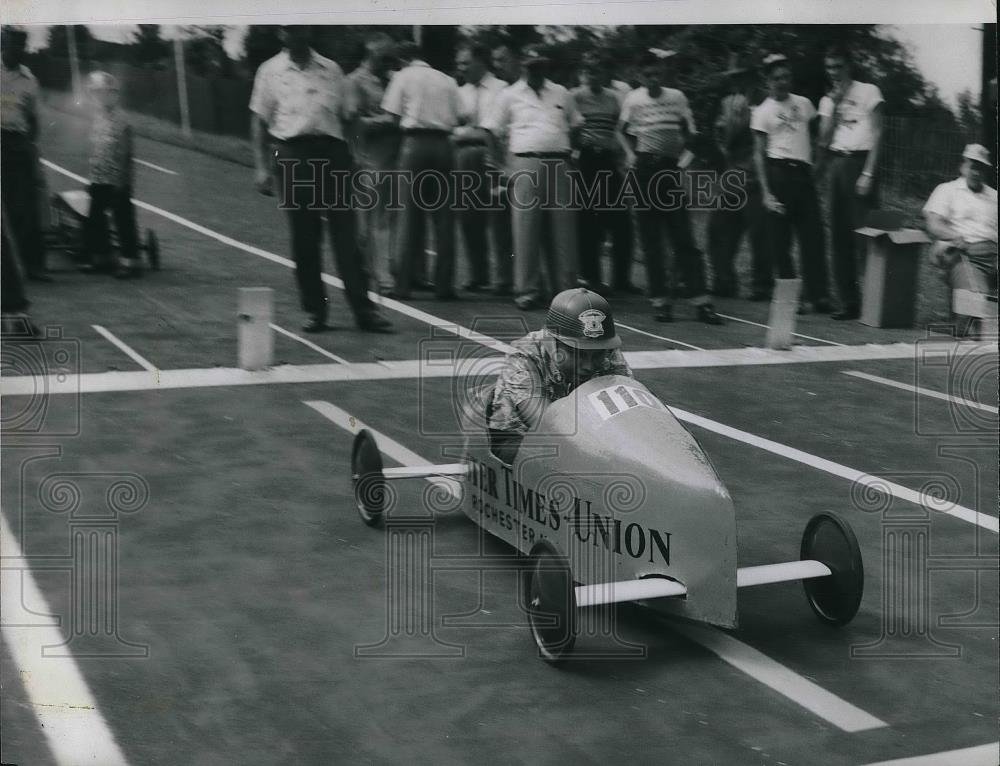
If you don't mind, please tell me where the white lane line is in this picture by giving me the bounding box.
[40,158,512,356]
[269,323,350,364]
[843,370,999,414]
[715,312,847,346]
[91,324,158,372]
[3,341,996,397]
[860,742,999,766]
[135,158,178,176]
[671,405,999,534]
[670,622,886,732]
[616,322,704,351]
[304,398,884,733]
[1,512,131,766]
[302,399,462,501]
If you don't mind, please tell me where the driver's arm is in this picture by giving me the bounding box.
[490,358,548,436]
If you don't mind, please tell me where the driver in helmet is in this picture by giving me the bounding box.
[489,289,632,454]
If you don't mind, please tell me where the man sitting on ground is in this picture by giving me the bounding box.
[923,144,997,334]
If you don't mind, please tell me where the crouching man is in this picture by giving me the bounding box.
[923,144,997,335]
[488,288,632,463]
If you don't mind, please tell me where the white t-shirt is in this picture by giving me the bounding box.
[619,86,696,158]
[750,94,817,164]
[818,81,884,153]
[923,177,999,245]
[381,60,462,131]
[483,79,582,154]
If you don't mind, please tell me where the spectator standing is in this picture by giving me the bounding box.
[381,37,463,300]
[618,51,722,324]
[572,52,634,296]
[80,72,141,279]
[348,33,400,296]
[751,54,832,313]
[818,45,884,320]
[1,201,39,338]
[484,47,582,311]
[250,26,392,333]
[491,43,522,87]
[454,43,512,294]
[1,26,48,282]
[707,59,769,300]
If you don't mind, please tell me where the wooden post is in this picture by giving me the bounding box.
[765,278,801,350]
[237,288,273,370]
[66,25,83,105]
[173,36,191,138]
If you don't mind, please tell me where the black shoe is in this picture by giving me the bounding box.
[412,279,434,291]
[748,290,772,302]
[493,284,513,297]
[697,304,724,325]
[436,292,461,301]
[358,314,395,334]
[27,271,54,283]
[302,317,329,333]
[462,281,488,292]
[515,297,542,311]
[798,301,811,315]
[831,307,860,321]
[114,264,142,280]
[654,305,674,323]
[812,297,833,314]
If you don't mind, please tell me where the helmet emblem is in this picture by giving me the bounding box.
[578,309,606,338]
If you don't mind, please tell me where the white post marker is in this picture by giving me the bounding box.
[173,36,191,139]
[766,278,802,350]
[237,288,273,371]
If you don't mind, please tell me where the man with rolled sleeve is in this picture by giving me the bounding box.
[818,45,883,320]
[250,26,392,333]
[484,47,582,311]
[381,38,463,301]
[454,43,512,294]
[1,26,48,282]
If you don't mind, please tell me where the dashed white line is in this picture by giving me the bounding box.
[716,312,847,346]
[616,322,704,350]
[135,158,178,176]
[860,742,999,766]
[1,511,131,766]
[303,398,885,732]
[269,323,350,364]
[843,370,998,414]
[91,324,158,372]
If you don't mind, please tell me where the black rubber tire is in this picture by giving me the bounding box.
[351,430,386,528]
[523,540,577,663]
[146,230,160,271]
[800,512,864,626]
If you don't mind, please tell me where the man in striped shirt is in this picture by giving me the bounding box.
[618,51,722,324]
[572,52,635,296]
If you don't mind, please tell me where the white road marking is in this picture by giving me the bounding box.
[135,158,178,176]
[616,322,704,350]
[91,324,158,372]
[671,622,887,732]
[715,312,847,346]
[843,370,999,414]
[269,323,349,364]
[671,405,999,534]
[39,159,512,356]
[1,512,131,766]
[304,398,886,732]
[860,742,999,766]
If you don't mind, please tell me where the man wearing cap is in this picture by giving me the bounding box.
[454,43,512,295]
[923,144,998,331]
[751,53,832,313]
[707,57,769,301]
[250,26,393,334]
[1,26,49,282]
[572,52,636,296]
[483,46,583,311]
[817,45,884,320]
[488,288,632,460]
[618,50,721,324]
[348,32,400,297]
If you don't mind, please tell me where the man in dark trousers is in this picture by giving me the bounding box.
[751,54,832,314]
[817,45,884,320]
[250,26,393,333]
[1,26,49,282]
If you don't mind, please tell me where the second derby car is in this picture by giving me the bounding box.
[351,375,864,663]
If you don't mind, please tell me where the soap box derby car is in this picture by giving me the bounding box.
[351,375,863,663]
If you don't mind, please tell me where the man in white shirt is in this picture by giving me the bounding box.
[617,50,721,324]
[818,45,884,320]
[381,35,463,300]
[484,46,582,311]
[751,54,832,314]
[923,144,997,329]
[453,43,511,294]
[250,26,392,334]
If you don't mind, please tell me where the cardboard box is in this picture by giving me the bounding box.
[855,225,931,328]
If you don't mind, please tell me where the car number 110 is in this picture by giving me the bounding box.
[588,384,667,421]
